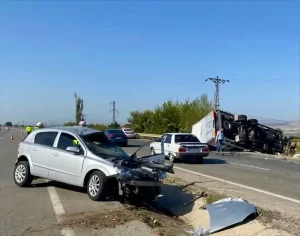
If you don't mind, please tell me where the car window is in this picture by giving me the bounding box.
[57,132,80,151]
[34,132,58,147]
[124,128,132,132]
[164,134,172,143]
[82,132,129,160]
[175,134,200,143]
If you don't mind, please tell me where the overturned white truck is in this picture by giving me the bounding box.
[191,110,287,154]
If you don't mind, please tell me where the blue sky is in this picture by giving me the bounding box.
[0,1,299,125]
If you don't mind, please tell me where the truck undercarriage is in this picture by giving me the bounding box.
[214,110,289,154]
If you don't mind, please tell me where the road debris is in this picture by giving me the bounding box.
[204,197,256,233]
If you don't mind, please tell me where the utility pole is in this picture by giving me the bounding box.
[205,76,230,130]
[109,101,119,124]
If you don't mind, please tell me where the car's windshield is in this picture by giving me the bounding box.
[81,132,129,160]
[175,134,200,143]
[124,128,132,132]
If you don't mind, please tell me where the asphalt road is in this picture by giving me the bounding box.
[124,139,300,201]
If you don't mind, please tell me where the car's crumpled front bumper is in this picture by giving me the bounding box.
[115,153,173,198]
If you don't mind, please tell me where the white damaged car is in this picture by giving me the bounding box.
[14,126,174,201]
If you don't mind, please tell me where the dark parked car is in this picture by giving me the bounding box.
[104,129,128,146]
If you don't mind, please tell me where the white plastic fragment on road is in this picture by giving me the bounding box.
[187,197,256,235]
[212,197,248,204]
[204,197,256,233]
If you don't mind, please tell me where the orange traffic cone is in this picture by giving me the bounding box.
[11,134,14,140]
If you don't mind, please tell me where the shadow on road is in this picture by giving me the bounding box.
[175,158,227,165]
[30,180,86,194]
[154,184,197,217]
[204,158,227,164]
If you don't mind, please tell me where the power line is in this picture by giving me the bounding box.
[109,101,119,124]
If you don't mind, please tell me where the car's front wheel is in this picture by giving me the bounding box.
[87,170,108,201]
[14,161,33,187]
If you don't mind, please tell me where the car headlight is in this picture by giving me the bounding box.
[115,166,139,180]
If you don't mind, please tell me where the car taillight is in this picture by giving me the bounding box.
[178,147,186,152]
[108,134,114,138]
[202,147,209,152]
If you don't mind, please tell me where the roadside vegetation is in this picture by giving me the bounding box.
[127,94,213,134]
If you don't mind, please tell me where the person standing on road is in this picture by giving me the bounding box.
[215,128,224,155]
[25,124,32,136]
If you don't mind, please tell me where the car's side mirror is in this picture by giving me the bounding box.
[66,146,80,154]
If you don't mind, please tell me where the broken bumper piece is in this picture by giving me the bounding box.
[204,198,256,233]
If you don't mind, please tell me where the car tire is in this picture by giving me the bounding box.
[87,170,108,201]
[150,147,155,155]
[223,120,232,130]
[123,142,128,147]
[13,161,33,187]
[195,157,204,164]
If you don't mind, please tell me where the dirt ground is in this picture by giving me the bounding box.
[59,204,192,236]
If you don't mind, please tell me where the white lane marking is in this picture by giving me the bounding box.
[47,184,76,236]
[228,162,270,171]
[174,166,300,204]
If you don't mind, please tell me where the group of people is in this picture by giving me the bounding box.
[25,120,87,136]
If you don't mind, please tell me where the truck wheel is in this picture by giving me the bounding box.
[14,161,33,187]
[223,120,232,130]
[248,119,258,126]
[87,170,108,201]
[238,115,247,122]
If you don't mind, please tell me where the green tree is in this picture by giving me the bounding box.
[127,94,213,134]
[74,93,84,125]
[64,121,76,126]
[108,122,121,129]
[88,123,107,131]
[5,121,13,127]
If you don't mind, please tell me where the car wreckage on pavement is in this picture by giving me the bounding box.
[14,126,174,201]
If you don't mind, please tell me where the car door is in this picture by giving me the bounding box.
[30,131,59,177]
[163,134,173,155]
[49,132,86,186]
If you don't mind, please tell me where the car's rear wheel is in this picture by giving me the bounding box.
[14,161,33,187]
[87,170,108,201]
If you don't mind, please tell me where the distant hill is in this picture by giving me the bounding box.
[264,121,300,136]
